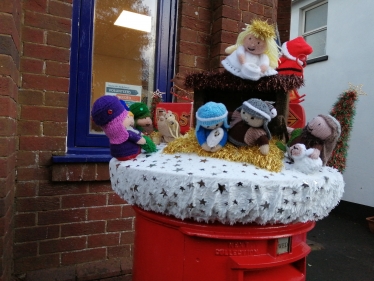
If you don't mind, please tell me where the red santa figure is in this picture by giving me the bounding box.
[277,36,313,78]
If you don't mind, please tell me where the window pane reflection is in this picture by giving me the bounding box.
[304,3,327,33]
[305,30,326,59]
[90,0,158,133]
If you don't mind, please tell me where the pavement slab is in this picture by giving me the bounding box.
[306,201,374,281]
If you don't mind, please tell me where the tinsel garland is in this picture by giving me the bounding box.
[163,129,284,172]
[184,71,304,93]
[327,90,358,172]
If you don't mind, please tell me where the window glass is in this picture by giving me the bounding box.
[304,2,327,32]
[68,0,176,153]
[305,29,326,59]
[302,1,328,60]
[90,0,158,134]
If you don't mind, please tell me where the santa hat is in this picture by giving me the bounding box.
[281,37,313,65]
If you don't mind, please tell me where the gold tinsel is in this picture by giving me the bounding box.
[247,19,276,40]
[150,131,162,145]
[163,129,284,173]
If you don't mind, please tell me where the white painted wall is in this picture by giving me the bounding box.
[290,0,374,207]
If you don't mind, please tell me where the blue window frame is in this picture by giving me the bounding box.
[56,0,177,162]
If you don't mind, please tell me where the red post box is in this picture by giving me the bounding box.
[132,206,315,281]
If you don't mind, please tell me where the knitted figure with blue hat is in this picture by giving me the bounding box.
[195,102,229,152]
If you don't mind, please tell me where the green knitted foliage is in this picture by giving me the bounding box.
[276,128,303,152]
[141,135,157,153]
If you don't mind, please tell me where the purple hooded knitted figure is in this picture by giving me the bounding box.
[91,96,145,160]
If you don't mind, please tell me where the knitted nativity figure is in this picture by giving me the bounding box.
[228,98,277,155]
[195,102,230,153]
[122,101,160,147]
[287,143,323,174]
[91,96,155,161]
[157,110,182,143]
[277,36,313,78]
[122,109,157,152]
[120,101,146,137]
[221,19,279,81]
[129,102,154,136]
[287,114,341,165]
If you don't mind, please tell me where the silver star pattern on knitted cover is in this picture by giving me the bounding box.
[109,144,344,225]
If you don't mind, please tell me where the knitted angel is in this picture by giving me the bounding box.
[221,19,279,80]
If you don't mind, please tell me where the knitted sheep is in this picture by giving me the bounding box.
[288,143,322,174]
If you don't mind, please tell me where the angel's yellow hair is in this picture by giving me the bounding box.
[225,19,280,69]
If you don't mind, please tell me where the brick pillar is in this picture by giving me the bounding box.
[0,0,21,280]
[276,0,291,44]
[176,0,213,74]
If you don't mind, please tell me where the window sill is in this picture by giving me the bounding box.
[307,55,328,65]
[52,154,111,163]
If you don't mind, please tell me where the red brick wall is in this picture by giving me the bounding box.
[176,0,212,74]
[7,0,289,280]
[15,0,134,279]
[15,0,72,277]
[0,0,21,279]
[276,0,292,44]
[176,0,286,73]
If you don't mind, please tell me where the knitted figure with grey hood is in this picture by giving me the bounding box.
[228,98,277,155]
[195,102,230,153]
[91,96,156,161]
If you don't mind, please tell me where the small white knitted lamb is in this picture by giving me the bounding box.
[289,143,322,174]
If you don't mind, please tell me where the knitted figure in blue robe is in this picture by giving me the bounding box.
[195,102,229,152]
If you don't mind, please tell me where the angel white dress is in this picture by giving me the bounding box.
[222,45,277,80]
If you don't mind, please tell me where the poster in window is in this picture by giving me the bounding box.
[105,82,142,107]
